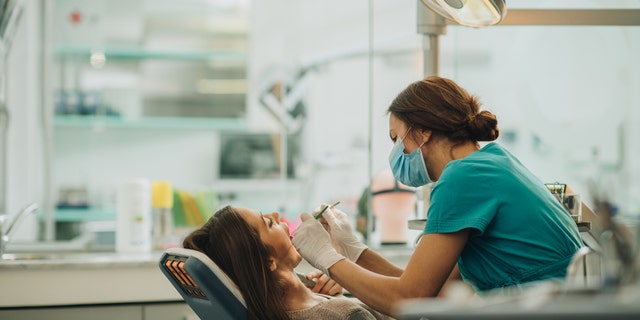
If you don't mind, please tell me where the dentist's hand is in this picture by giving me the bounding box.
[292,212,345,276]
[320,207,368,262]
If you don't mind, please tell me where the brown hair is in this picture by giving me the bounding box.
[183,205,290,320]
[387,76,499,144]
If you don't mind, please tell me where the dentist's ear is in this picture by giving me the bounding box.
[420,129,432,145]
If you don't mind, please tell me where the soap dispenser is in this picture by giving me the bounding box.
[116,179,152,253]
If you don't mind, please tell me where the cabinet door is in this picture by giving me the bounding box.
[144,303,198,320]
[0,305,142,320]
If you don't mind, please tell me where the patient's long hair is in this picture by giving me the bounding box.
[183,205,289,320]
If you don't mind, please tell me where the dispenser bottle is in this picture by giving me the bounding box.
[116,179,152,253]
[151,181,174,250]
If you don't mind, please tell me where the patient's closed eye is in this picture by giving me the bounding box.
[259,211,273,228]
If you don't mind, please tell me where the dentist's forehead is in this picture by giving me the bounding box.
[389,115,408,137]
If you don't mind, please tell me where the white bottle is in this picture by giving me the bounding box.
[116,179,152,253]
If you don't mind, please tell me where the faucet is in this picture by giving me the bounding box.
[0,202,38,256]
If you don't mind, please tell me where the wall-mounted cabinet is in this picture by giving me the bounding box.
[51,0,249,122]
[44,0,255,239]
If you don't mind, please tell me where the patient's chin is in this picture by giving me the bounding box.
[291,249,303,266]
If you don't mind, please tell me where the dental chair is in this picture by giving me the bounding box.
[159,247,249,320]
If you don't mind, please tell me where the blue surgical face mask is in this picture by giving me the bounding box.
[388,129,432,187]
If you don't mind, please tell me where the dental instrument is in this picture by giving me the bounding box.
[314,201,341,220]
[296,271,317,287]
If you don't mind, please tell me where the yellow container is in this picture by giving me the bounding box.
[152,181,173,209]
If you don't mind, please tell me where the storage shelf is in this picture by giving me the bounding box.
[54,115,247,130]
[212,179,305,192]
[48,208,116,222]
[54,44,247,61]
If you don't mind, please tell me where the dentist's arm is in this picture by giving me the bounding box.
[294,211,468,316]
[321,207,462,285]
[318,207,402,276]
[319,207,463,284]
[329,230,469,316]
[355,248,403,277]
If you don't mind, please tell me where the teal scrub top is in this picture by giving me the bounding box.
[424,142,582,292]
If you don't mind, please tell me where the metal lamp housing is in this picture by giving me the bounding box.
[421,0,507,27]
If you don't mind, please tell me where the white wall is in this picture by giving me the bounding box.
[438,25,640,214]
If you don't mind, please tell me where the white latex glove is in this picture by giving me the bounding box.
[292,212,345,276]
[320,207,368,262]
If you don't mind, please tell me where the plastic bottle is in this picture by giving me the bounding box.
[151,181,174,250]
[116,179,152,253]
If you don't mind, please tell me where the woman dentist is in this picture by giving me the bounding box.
[292,76,583,316]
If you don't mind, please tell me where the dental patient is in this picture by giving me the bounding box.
[182,205,392,320]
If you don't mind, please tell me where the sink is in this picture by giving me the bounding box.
[0,250,164,267]
[1,253,61,260]
[1,252,109,262]
[4,232,94,253]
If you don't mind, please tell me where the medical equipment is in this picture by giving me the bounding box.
[314,201,341,220]
[370,169,417,245]
[421,0,507,27]
[159,247,248,320]
[296,271,317,287]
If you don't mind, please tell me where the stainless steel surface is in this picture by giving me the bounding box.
[0,202,37,257]
[417,1,445,76]
[296,271,317,287]
[421,0,506,27]
[0,250,161,270]
[2,252,94,261]
[408,218,427,230]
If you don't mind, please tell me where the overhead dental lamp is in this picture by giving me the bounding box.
[421,0,506,27]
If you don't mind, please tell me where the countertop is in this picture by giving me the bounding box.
[0,251,160,270]
[0,245,415,309]
[0,251,182,308]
